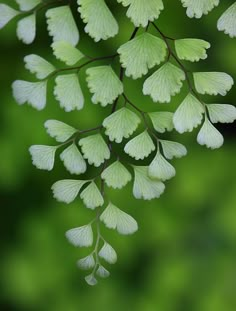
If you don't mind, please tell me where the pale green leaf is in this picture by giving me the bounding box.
[193,72,234,96]
[44,120,77,143]
[124,130,155,160]
[78,0,118,42]
[160,140,187,160]
[103,107,141,143]
[117,0,164,27]
[118,33,166,79]
[207,104,236,124]
[85,274,97,286]
[181,0,219,18]
[24,54,55,79]
[175,38,210,62]
[12,80,47,110]
[100,202,138,235]
[0,4,19,29]
[29,145,57,171]
[133,166,165,200]
[197,117,224,149]
[66,224,93,247]
[80,182,104,210]
[101,161,131,189]
[60,143,87,175]
[46,5,79,46]
[15,0,40,11]
[86,66,123,106]
[217,2,236,38]
[143,62,185,103]
[77,254,95,270]
[148,151,176,181]
[52,179,88,203]
[173,93,205,133]
[148,111,174,133]
[79,134,110,167]
[51,41,84,66]
[17,13,36,44]
[98,242,117,264]
[54,74,84,112]
[96,266,110,278]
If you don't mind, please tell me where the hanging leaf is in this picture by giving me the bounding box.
[77,254,95,270]
[118,33,166,79]
[207,104,236,124]
[143,62,185,103]
[86,66,123,106]
[101,161,132,189]
[15,0,40,11]
[103,107,141,143]
[79,134,110,167]
[44,120,77,143]
[78,0,119,42]
[124,131,155,160]
[175,38,210,62]
[54,74,84,112]
[96,266,110,278]
[160,140,187,160]
[193,72,234,96]
[60,143,87,175]
[51,41,84,66]
[133,166,165,200]
[98,242,117,264]
[0,4,19,29]
[173,93,205,133]
[66,224,93,247]
[100,202,138,235]
[181,0,219,18]
[85,274,98,286]
[217,2,236,38]
[52,179,88,203]
[197,117,224,149]
[148,111,174,133]
[80,182,104,209]
[148,151,176,181]
[16,14,36,44]
[46,5,79,46]
[24,54,55,79]
[29,145,57,171]
[12,80,47,110]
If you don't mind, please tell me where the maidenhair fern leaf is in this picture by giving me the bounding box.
[46,5,79,46]
[51,41,84,66]
[96,266,110,278]
[54,74,84,112]
[16,14,36,44]
[15,0,40,11]
[148,151,176,181]
[148,112,174,133]
[85,274,98,286]
[29,145,57,171]
[77,254,95,270]
[60,143,87,175]
[101,161,131,189]
[80,182,104,210]
[118,33,166,79]
[44,120,77,143]
[0,4,19,29]
[24,54,55,79]
[160,140,187,160]
[197,117,224,149]
[207,104,236,124]
[86,66,123,106]
[181,0,219,18]
[175,38,210,62]
[78,0,119,42]
[217,2,236,38]
[66,224,93,247]
[98,242,117,264]
[143,62,185,103]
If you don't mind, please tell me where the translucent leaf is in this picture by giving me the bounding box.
[12,80,47,110]
[117,0,164,27]
[29,145,57,171]
[54,74,84,112]
[60,143,87,175]
[78,0,119,42]
[173,93,205,133]
[98,242,117,264]
[101,161,132,189]
[86,66,123,106]
[16,14,36,44]
[103,107,141,143]
[65,224,93,247]
[175,39,210,62]
[143,62,185,103]
[148,151,176,181]
[197,117,224,149]
[181,0,219,18]
[24,54,55,79]
[77,254,95,270]
[15,0,40,11]
[193,72,234,96]
[100,202,138,235]
[217,3,236,38]
[160,140,187,160]
[0,4,19,29]
[85,274,97,286]
[44,120,77,143]
[133,166,165,200]
[80,182,104,210]
[124,131,155,160]
[52,179,88,204]
[79,134,110,167]
[46,5,79,46]
[148,111,174,133]
[51,41,84,66]
[118,33,166,79]
[96,266,110,278]
[207,104,236,124]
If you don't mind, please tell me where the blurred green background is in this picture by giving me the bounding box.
[0,0,236,310]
